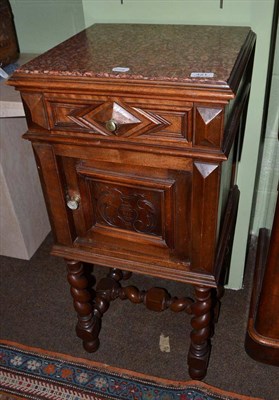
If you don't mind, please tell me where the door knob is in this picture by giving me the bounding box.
[66,194,80,210]
[105,119,118,132]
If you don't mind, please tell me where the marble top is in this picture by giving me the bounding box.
[15,24,252,87]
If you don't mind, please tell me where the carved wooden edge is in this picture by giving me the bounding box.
[214,185,240,285]
[52,244,217,288]
[7,73,235,102]
[245,228,279,366]
[23,131,228,163]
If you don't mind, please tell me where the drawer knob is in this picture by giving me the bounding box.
[66,194,80,210]
[105,119,118,132]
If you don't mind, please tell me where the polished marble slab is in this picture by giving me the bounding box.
[16,24,252,88]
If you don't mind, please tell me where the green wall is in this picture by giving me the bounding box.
[10,0,275,289]
[252,28,279,233]
[10,0,85,53]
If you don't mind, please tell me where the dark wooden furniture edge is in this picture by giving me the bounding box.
[24,134,228,163]
[214,185,240,284]
[52,244,217,287]
[7,76,236,105]
[245,225,279,366]
[228,30,256,94]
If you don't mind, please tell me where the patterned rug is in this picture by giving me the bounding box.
[0,341,262,400]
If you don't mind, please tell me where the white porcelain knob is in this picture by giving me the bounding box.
[66,195,80,210]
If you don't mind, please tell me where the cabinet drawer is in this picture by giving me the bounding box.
[22,93,193,146]
[45,95,193,145]
[22,93,226,151]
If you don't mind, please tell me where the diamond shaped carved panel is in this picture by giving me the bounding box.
[194,106,223,148]
[21,93,49,130]
[68,100,170,137]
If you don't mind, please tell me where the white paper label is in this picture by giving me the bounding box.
[159,333,170,353]
[190,72,214,78]
[112,67,130,73]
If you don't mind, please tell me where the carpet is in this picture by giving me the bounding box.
[0,341,262,400]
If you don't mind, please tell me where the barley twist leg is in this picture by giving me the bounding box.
[188,286,212,380]
[66,259,100,353]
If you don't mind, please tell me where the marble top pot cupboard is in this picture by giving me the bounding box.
[8,24,256,380]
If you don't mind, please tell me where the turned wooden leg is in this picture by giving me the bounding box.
[66,259,100,353]
[188,286,212,380]
[83,268,124,348]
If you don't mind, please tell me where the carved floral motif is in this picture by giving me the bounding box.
[93,184,159,235]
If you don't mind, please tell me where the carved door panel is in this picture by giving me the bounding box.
[59,157,192,267]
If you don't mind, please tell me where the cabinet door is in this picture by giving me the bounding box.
[58,157,192,271]
[33,143,222,283]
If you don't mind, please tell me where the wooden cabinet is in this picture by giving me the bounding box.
[245,195,279,365]
[8,24,256,379]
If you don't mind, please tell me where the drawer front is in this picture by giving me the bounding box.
[20,92,192,145]
[46,96,193,144]
[58,157,192,269]
[22,92,226,151]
